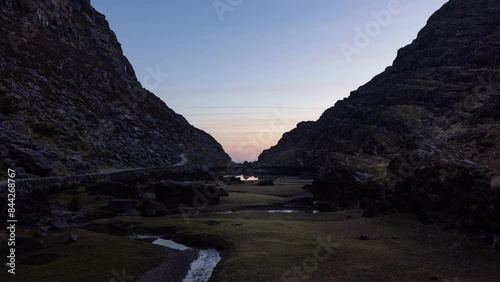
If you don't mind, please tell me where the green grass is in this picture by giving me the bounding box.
[3,179,499,282]
[0,229,165,282]
[90,210,500,282]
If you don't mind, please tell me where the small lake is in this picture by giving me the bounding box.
[267,209,299,213]
[235,175,259,181]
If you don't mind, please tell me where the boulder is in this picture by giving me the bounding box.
[223,176,244,185]
[152,181,220,208]
[388,151,500,234]
[125,208,142,216]
[313,201,333,212]
[50,219,69,231]
[75,209,117,220]
[106,199,136,214]
[182,184,220,207]
[140,198,168,217]
[36,226,50,238]
[67,197,83,211]
[218,188,229,197]
[20,253,60,265]
[62,232,79,244]
[257,180,274,186]
[311,161,387,214]
[85,182,139,199]
[153,181,183,208]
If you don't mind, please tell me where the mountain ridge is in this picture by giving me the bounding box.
[0,0,231,177]
[259,0,500,168]
[257,0,500,233]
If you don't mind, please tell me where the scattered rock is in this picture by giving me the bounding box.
[67,197,83,211]
[50,219,69,231]
[481,233,500,250]
[313,201,333,212]
[63,232,79,244]
[125,208,142,216]
[140,198,168,217]
[218,187,229,197]
[86,182,139,199]
[37,226,50,237]
[359,234,370,241]
[153,181,220,208]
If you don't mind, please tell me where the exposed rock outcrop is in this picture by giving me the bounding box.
[153,181,220,208]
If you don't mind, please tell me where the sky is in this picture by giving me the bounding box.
[91,0,448,163]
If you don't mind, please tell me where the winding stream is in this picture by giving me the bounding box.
[132,236,221,282]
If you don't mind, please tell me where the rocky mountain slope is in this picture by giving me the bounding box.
[260,0,500,168]
[0,0,230,177]
[258,0,500,234]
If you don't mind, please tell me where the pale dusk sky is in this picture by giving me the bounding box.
[92,0,448,162]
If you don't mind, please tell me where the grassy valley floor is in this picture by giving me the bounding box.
[1,179,499,282]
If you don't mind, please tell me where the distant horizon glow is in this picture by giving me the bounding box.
[92,0,448,162]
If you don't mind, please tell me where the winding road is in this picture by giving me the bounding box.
[0,153,189,186]
[173,153,188,167]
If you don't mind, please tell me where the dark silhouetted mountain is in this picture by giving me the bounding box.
[0,0,230,177]
[258,0,500,234]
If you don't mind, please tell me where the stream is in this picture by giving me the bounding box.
[131,236,221,282]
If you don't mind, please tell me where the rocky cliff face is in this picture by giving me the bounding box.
[260,0,500,168]
[259,0,500,233]
[0,0,230,177]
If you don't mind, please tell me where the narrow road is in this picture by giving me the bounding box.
[0,154,188,186]
[173,153,188,167]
